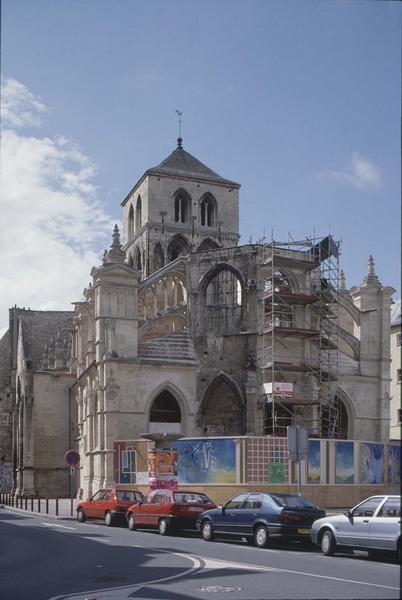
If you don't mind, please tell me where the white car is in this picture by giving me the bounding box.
[310,495,401,559]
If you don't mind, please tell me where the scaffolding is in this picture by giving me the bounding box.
[258,234,341,438]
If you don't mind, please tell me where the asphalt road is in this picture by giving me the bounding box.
[0,510,400,600]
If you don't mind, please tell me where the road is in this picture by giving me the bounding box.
[0,510,399,600]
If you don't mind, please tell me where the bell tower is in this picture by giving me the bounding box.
[121,139,241,277]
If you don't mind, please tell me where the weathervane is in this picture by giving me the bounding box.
[175,110,183,148]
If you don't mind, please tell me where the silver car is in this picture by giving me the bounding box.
[310,495,401,559]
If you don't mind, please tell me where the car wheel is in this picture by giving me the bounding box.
[158,518,169,536]
[254,525,268,548]
[77,509,86,523]
[105,511,114,527]
[127,514,136,531]
[320,530,336,556]
[201,520,214,541]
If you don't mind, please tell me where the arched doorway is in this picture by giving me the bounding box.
[149,390,182,434]
[321,394,349,439]
[200,375,244,436]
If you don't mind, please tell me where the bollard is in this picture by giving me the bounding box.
[46,499,49,515]
[25,497,28,510]
[56,498,59,516]
[31,497,34,511]
[38,498,41,513]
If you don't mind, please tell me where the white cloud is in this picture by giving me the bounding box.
[1,78,48,128]
[320,152,382,190]
[0,78,117,336]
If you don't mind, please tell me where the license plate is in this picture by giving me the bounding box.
[298,528,310,534]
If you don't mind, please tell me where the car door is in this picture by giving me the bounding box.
[236,494,263,536]
[135,493,153,526]
[336,497,383,547]
[87,490,105,518]
[368,497,401,551]
[148,492,166,527]
[214,494,248,536]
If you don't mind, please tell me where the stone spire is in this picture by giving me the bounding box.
[103,225,126,265]
[339,270,346,291]
[362,254,381,288]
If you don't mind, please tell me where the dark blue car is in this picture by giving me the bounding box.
[196,492,325,548]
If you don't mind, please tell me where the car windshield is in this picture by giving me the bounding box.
[116,491,142,503]
[173,493,212,504]
[270,494,318,509]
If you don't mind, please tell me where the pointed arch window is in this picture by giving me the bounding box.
[128,205,134,240]
[205,267,242,334]
[200,194,216,227]
[135,196,142,233]
[173,190,191,224]
[134,246,142,271]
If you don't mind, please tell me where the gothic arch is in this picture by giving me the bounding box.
[197,238,221,252]
[134,246,142,271]
[153,243,165,272]
[199,192,217,227]
[146,383,189,433]
[200,263,244,334]
[321,388,354,439]
[173,188,192,224]
[199,372,245,436]
[128,204,134,240]
[135,196,142,233]
[167,234,191,262]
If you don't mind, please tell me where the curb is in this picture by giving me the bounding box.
[1,505,76,521]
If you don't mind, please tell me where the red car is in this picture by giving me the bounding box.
[126,489,216,535]
[77,488,144,526]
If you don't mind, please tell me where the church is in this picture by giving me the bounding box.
[0,138,395,498]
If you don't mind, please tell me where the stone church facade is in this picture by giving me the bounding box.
[0,140,395,497]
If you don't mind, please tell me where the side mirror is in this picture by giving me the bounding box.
[344,509,352,518]
[218,504,224,511]
[87,497,91,502]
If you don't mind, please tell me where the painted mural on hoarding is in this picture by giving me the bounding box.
[360,443,384,484]
[388,445,401,484]
[308,440,320,484]
[149,448,178,490]
[335,441,354,484]
[171,439,236,484]
[114,441,137,484]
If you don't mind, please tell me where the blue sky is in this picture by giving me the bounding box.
[0,0,400,331]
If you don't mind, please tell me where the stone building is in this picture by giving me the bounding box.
[0,139,395,497]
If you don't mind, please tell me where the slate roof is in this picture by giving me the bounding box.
[147,146,240,187]
[122,142,240,206]
[390,299,401,327]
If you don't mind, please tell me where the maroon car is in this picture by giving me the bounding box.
[126,489,216,535]
[77,488,143,526]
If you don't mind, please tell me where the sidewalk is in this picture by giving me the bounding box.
[1,498,79,520]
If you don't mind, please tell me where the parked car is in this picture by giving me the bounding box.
[126,489,216,535]
[77,488,144,526]
[310,495,401,559]
[196,492,325,548]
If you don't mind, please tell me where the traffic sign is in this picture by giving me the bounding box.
[65,450,80,467]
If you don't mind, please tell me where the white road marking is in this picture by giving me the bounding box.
[41,523,76,530]
[192,554,400,591]
[48,552,201,600]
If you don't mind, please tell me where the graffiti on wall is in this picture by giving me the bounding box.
[388,445,401,484]
[171,439,236,484]
[335,441,354,484]
[0,463,12,492]
[308,440,321,484]
[360,443,384,484]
